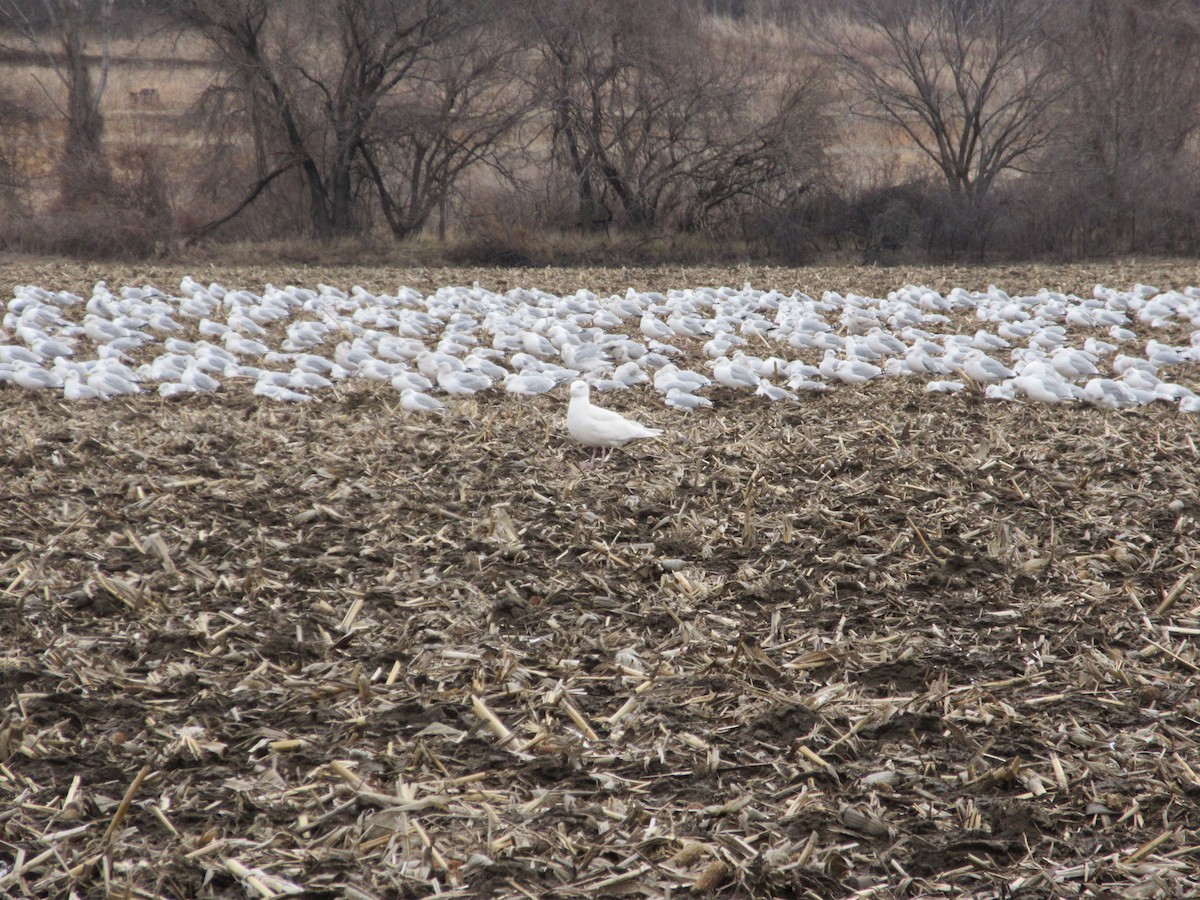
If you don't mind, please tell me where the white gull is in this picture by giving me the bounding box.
[568,380,662,459]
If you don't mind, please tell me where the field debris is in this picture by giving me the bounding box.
[2,263,1200,897]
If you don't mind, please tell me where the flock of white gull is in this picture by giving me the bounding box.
[2,278,1199,428]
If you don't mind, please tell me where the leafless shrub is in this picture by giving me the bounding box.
[443,221,538,267]
[13,205,161,257]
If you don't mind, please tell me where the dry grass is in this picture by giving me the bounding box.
[2,262,1200,897]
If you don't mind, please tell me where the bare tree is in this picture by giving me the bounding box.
[675,28,830,232]
[170,0,484,240]
[524,0,828,232]
[1046,0,1200,250]
[827,0,1064,202]
[0,0,116,202]
[360,25,529,240]
[523,0,613,231]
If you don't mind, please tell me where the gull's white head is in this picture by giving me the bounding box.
[570,380,589,399]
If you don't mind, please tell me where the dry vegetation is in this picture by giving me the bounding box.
[5,0,1198,262]
[3,257,1200,305]
[2,261,1200,897]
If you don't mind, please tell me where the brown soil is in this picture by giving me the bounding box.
[1,262,1199,898]
[2,255,1199,300]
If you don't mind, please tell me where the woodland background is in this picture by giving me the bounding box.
[0,0,1197,264]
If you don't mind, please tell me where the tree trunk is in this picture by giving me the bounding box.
[554,101,604,232]
[58,5,112,204]
[330,150,355,237]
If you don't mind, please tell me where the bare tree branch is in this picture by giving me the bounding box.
[522,0,829,232]
[168,0,483,240]
[185,159,301,242]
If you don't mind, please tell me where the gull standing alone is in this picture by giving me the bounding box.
[567,380,662,459]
